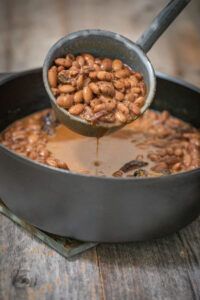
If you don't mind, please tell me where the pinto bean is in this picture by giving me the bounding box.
[115,69,130,78]
[112,59,123,71]
[115,111,127,123]
[48,66,57,88]
[117,102,129,115]
[58,84,75,93]
[115,91,124,101]
[83,86,93,103]
[89,82,100,95]
[130,103,141,115]
[101,58,112,71]
[56,95,74,109]
[93,103,106,113]
[74,90,83,103]
[97,71,113,81]
[69,104,85,115]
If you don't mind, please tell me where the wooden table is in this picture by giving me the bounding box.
[0,1,200,299]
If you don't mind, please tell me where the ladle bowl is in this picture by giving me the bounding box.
[43,30,156,136]
[43,0,190,137]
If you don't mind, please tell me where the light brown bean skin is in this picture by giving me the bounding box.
[58,84,75,93]
[74,90,83,103]
[89,82,100,95]
[93,103,106,113]
[98,82,115,97]
[76,55,85,66]
[101,58,112,71]
[97,71,113,81]
[115,111,127,123]
[134,97,145,107]
[69,104,85,115]
[48,66,57,88]
[115,69,130,78]
[55,58,72,68]
[117,102,129,115]
[56,95,74,109]
[112,59,123,71]
[130,103,141,115]
[76,74,84,89]
[83,86,93,103]
[115,91,124,101]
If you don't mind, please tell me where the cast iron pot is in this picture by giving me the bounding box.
[0,69,199,242]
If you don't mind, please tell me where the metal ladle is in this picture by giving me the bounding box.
[43,0,190,137]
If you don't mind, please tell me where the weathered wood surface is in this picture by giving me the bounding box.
[0,0,200,299]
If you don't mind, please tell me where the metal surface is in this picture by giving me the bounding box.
[43,0,190,137]
[0,69,200,242]
[43,30,156,137]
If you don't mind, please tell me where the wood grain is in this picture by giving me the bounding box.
[0,0,200,299]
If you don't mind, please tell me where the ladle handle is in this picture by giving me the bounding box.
[136,0,191,53]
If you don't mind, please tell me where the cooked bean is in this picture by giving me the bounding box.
[125,92,135,102]
[101,97,117,112]
[56,95,74,109]
[131,87,141,94]
[48,66,57,88]
[89,71,97,79]
[55,58,72,68]
[74,90,83,103]
[115,69,130,78]
[113,80,125,90]
[134,97,145,107]
[90,98,102,108]
[76,74,84,89]
[83,86,93,103]
[58,84,75,93]
[130,103,141,115]
[101,58,112,71]
[117,102,129,115]
[100,113,116,123]
[69,104,85,115]
[97,71,113,81]
[115,111,127,123]
[57,66,65,72]
[76,55,85,66]
[134,72,143,80]
[89,82,100,94]
[115,91,124,101]
[98,82,115,96]
[93,103,106,113]
[112,59,123,71]
[83,53,94,62]
[151,162,168,173]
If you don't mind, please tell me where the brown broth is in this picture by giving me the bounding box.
[1,108,199,177]
[47,123,154,176]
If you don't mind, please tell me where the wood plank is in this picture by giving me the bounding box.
[0,214,103,300]
[97,217,200,300]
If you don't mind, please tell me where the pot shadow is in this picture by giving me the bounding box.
[74,216,200,269]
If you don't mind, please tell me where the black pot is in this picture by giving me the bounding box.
[0,69,199,242]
